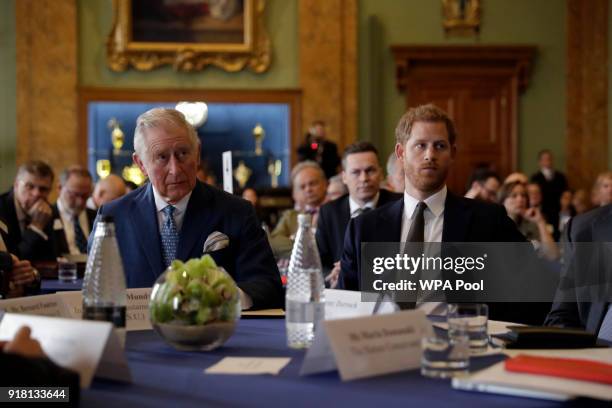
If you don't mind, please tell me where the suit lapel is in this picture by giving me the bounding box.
[176,182,214,261]
[442,193,472,242]
[129,185,164,280]
[377,199,403,241]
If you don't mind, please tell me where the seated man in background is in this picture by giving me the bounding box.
[269,161,327,258]
[94,108,282,310]
[0,161,56,262]
[317,142,402,286]
[53,166,97,256]
[545,204,612,344]
[87,174,127,210]
[464,167,500,203]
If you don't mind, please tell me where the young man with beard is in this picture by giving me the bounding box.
[339,105,526,309]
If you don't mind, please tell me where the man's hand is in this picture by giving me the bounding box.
[10,254,37,286]
[325,261,341,289]
[28,199,53,230]
[0,326,46,358]
[524,207,545,225]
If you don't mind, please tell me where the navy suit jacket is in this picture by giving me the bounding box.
[51,205,97,256]
[93,181,283,309]
[0,190,57,262]
[339,192,526,291]
[545,205,612,333]
[316,189,402,271]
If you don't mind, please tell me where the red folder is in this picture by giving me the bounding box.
[505,355,612,385]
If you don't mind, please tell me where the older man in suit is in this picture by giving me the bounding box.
[316,142,402,286]
[0,161,56,262]
[340,105,532,321]
[545,205,612,343]
[93,108,282,310]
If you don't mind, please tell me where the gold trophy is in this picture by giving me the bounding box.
[108,118,125,155]
[252,123,265,156]
[233,161,252,189]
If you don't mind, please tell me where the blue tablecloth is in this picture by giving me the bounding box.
[82,319,606,408]
[40,279,83,294]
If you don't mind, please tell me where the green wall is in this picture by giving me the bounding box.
[79,0,299,89]
[359,0,567,176]
[0,0,16,192]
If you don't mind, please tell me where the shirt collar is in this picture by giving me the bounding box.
[403,185,447,219]
[152,186,192,215]
[349,192,380,216]
[541,168,554,180]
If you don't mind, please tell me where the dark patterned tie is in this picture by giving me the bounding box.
[352,206,372,218]
[402,202,427,309]
[161,206,179,268]
[73,215,88,254]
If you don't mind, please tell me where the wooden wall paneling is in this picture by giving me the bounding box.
[566,0,609,190]
[392,46,535,193]
[299,0,357,152]
[15,0,79,176]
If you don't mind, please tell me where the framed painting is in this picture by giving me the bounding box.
[107,0,270,72]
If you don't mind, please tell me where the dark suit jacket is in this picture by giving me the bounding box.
[51,205,97,256]
[0,251,11,298]
[316,189,402,272]
[94,181,283,309]
[530,170,568,236]
[545,205,612,333]
[339,192,526,291]
[0,190,56,262]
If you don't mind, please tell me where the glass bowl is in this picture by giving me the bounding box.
[149,255,241,351]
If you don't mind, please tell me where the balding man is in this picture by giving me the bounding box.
[269,161,327,258]
[93,108,282,309]
[90,174,127,209]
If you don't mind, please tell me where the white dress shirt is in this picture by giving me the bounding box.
[151,187,253,310]
[349,192,380,218]
[57,198,91,255]
[400,186,446,244]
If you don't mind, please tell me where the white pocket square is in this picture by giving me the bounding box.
[203,231,229,254]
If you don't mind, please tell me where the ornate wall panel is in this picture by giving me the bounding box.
[566,0,609,189]
[15,0,79,174]
[299,0,357,152]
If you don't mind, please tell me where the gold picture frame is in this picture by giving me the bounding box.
[106,0,271,73]
[442,0,481,35]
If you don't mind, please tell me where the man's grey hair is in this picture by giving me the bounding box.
[290,161,326,185]
[15,160,54,183]
[386,152,398,177]
[328,174,348,194]
[133,108,199,160]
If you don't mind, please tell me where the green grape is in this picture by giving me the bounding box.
[200,254,217,269]
[186,279,204,298]
[195,307,211,325]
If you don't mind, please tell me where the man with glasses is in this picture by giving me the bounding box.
[0,161,56,262]
[53,166,96,256]
[464,168,501,204]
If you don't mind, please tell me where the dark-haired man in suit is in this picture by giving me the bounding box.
[340,105,531,320]
[93,108,282,310]
[316,142,402,287]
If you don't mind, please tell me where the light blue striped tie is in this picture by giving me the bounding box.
[160,205,179,268]
[597,304,612,344]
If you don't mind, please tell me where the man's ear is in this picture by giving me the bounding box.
[395,142,404,161]
[132,153,148,176]
[341,170,347,185]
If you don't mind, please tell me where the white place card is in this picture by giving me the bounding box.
[0,313,131,388]
[325,310,433,381]
[222,150,233,194]
[299,323,338,376]
[324,289,397,320]
[205,357,291,375]
[0,293,64,317]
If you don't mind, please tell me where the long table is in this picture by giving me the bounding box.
[82,318,606,407]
